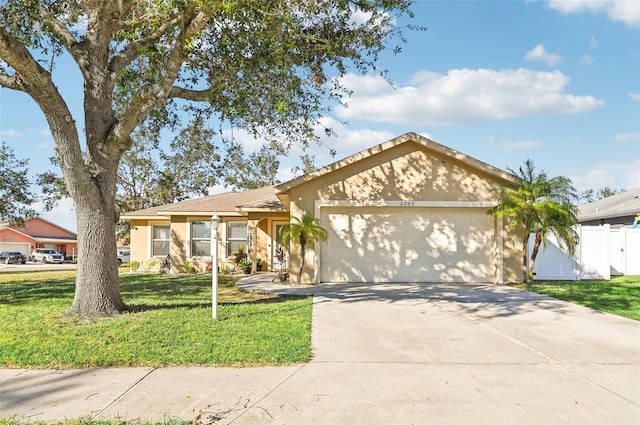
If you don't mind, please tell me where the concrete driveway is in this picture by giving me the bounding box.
[233,282,640,424]
[1,281,639,424]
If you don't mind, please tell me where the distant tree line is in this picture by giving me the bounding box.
[578,187,624,204]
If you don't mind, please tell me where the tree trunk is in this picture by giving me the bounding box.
[528,232,543,282]
[521,237,529,282]
[297,243,306,284]
[67,201,125,317]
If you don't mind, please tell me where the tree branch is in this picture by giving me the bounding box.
[0,26,85,197]
[37,4,85,66]
[109,16,183,76]
[0,73,25,91]
[168,86,212,102]
[109,9,208,144]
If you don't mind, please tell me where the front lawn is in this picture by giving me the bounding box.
[511,275,640,321]
[0,271,312,368]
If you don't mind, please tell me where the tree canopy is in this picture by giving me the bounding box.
[0,0,419,317]
[489,159,579,282]
[0,142,36,224]
[579,187,624,204]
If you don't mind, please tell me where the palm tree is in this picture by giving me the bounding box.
[280,211,328,283]
[489,159,579,282]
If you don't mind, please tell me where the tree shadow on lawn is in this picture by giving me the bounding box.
[1,272,305,313]
[523,281,638,319]
[126,295,308,313]
[120,273,216,296]
[0,277,75,305]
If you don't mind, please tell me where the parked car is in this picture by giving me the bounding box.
[0,251,27,264]
[30,248,65,264]
[117,250,130,266]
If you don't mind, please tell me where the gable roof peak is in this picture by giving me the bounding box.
[275,132,517,193]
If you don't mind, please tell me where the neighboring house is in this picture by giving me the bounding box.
[122,132,523,284]
[0,217,78,258]
[578,187,640,226]
[529,188,640,280]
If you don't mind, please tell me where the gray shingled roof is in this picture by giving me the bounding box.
[578,187,640,222]
[121,186,283,218]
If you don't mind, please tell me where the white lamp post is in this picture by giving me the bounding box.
[211,213,220,320]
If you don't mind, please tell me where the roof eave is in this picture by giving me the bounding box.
[237,206,287,213]
[120,214,171,220]
[274,132,519,194]
[156,210,246,217]
[35,237,78,243]
[579,209,639,222]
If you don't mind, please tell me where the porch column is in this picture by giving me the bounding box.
[249,219,258,273]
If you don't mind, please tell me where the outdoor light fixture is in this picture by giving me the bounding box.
[211,212,220,320]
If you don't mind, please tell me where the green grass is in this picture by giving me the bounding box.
[0,271,312,368]
[511,275,640,321]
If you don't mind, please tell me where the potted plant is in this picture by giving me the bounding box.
[238,259,253,274]
[256,257,264,271]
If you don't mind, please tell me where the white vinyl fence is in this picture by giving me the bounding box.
[528,225,640,280]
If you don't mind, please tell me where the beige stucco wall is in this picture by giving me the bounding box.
[129,219,165,264]
[283,141,522,283]
[247,212,289,272]
[128,212,290,274]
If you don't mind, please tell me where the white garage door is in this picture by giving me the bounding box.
[320,208,494,283]
[0,242,31,256]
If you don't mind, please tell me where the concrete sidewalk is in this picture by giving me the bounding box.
[2,278,639,424]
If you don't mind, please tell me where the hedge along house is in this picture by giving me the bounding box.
[123,133,523,283]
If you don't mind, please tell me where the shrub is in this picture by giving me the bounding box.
[177,262,198,274]
[129,260,141,272]
[238,259,253,270]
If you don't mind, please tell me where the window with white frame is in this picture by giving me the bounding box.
[191,221,211,257]
[227,221,247,257]
[152,225,170,256]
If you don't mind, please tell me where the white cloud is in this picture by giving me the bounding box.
[274,118,396,180]
[336,69,603,126]
[579,54,594,65]
[615,132,638,143]
[630,92,640,102]
[488,136,544,151]
[590,35,598,48]
[547,0,640,27]
[313,117,396,161]
[1,129,21,138]
[571,159,640,191]
[525,44,562,66]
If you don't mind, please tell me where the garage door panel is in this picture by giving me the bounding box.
[320,208,493,283]
[0,243,31,256]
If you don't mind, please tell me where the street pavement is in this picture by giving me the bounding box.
[1,276,639,424]
[0,263,77,272]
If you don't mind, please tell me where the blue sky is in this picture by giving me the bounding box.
[1,0,639,233]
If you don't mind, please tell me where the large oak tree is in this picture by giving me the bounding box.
[0,0,417,317]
